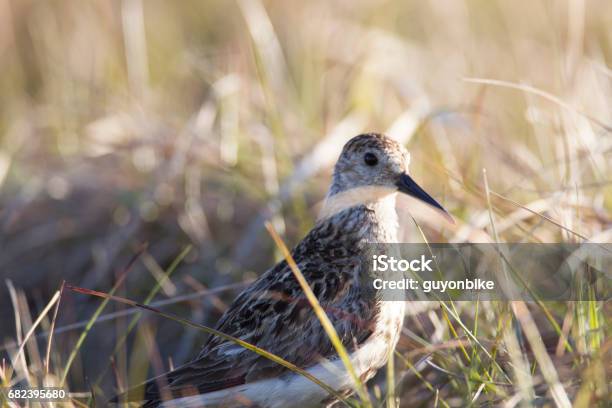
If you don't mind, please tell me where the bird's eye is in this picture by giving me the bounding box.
[364,152,378,166]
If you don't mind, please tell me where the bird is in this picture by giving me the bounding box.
[122,133,449,408]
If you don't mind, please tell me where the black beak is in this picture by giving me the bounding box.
[396,173,452,220]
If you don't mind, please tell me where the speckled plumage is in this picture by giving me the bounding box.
[133,133,444,408]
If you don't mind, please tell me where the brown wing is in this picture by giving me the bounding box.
[140,227,378,404]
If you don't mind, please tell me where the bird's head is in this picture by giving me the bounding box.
[326,133,450,220]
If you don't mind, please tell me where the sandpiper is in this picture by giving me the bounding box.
[131,133,449,407]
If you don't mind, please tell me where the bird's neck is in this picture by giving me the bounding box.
[318,191,399,244]
[364,193,399,243]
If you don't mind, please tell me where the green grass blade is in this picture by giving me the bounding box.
[90,245,192,400]
[60,246,146,386]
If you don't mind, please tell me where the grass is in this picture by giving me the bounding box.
[6,232,606,407]
[1,0,611,406]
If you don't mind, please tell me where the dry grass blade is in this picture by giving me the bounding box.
[265,221,372,407]
[386,346,396,408]
[489,190,592,242]
[13,290,60,372]
[45,281,65,374]
[463,77,612,132]
[63,283,350,405]
[502,313,535,404]
[484,169,537,404]
[139,246,192,309]
[511,302,572,408]
[6,280,30,386]
[482,176,575,354]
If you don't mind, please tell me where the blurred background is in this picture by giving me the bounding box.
[0,0,610,406]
